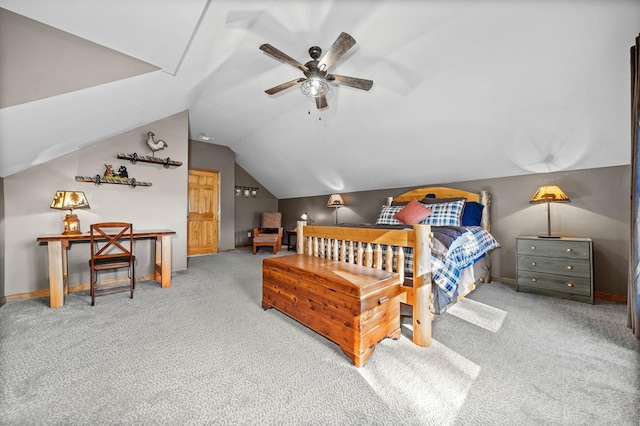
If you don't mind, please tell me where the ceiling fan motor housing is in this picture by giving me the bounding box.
[308,46,322,60]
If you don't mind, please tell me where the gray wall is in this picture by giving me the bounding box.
[279,165,630,298]
[234,164,278,247]
[0,8,158,108]
[186,144,278,249]
[188,141,236,252]
[3,111,189,296]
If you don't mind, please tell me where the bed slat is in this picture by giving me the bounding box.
[296,223,432,288]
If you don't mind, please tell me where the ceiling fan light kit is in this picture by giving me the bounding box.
[300,76,329,98]
[260,32,373,110]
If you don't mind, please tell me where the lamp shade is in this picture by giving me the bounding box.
[300,212,314,224]
[326,194,345,207]
[50,191,90,235]
[529,185,570,238]
[50,191,90,211]
[529,185,570,204]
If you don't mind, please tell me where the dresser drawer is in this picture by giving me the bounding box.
[517,271,591,296]
[517,238,590,260]
[517,255,591,278]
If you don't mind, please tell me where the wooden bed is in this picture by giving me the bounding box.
[295,186,492,348]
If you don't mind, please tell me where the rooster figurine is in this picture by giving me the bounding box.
[146,131,168,156]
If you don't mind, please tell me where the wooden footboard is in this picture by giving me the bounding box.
[294,186,493,348]
[296,222,435,347]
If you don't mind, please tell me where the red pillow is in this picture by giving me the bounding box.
[394,199,432,225]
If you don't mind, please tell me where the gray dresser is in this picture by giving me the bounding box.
[516,236,594,304]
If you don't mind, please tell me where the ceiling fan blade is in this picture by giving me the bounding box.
[265,78,306,95]
[326,74,373,91]
[315,95,328,110]
[259,44,308,73]
[318,32,356,72]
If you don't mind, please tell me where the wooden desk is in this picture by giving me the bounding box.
[37,230,176,308]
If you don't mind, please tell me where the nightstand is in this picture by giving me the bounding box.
[286,229,297,251]
[516,236,594,304]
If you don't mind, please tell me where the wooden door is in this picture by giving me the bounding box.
[188,170,219,256]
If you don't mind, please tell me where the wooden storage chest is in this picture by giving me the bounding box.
[262,254,402,367]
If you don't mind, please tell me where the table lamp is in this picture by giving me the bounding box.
[300,212,314,224]
[326,194,345,225]
[50,190,90,234]
[529,185,570,238]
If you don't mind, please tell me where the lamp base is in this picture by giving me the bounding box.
[538,235,561,239]
[62,213,82,235]
[332,206,341,225]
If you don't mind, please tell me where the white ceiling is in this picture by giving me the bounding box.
[1,0,639,198]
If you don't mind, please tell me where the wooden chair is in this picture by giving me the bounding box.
[252,212,283,254]
[89,222,135,306]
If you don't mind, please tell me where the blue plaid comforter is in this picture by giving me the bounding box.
[327,223,500,303]
[404,226,500,301]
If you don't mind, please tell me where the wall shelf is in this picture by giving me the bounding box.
[75,175,152,188]
[117,152,182,168]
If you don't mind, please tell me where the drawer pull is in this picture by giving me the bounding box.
[531,246,536,250]
[531,278,537,283]
[566,282,574,288]
[566,248,573,253]
[566,265,573,270]
[531,262,536,266]
[378,296,389,305]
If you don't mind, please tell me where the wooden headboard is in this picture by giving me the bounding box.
[392,186,490,231]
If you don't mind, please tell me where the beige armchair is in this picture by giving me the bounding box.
[252,212,283,254]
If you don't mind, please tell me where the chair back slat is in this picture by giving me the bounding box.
[90,222,133,261]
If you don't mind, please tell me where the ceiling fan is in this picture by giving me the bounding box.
[259,32,373,110]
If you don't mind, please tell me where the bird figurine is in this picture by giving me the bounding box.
[146,131,168,156]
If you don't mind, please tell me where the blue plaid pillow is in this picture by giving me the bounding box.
[419,199,465,226]
[375,205,404,225]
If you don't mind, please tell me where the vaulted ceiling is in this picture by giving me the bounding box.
[1,0,638,198]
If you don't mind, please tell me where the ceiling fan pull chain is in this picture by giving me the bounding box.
[307,103,321,120]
